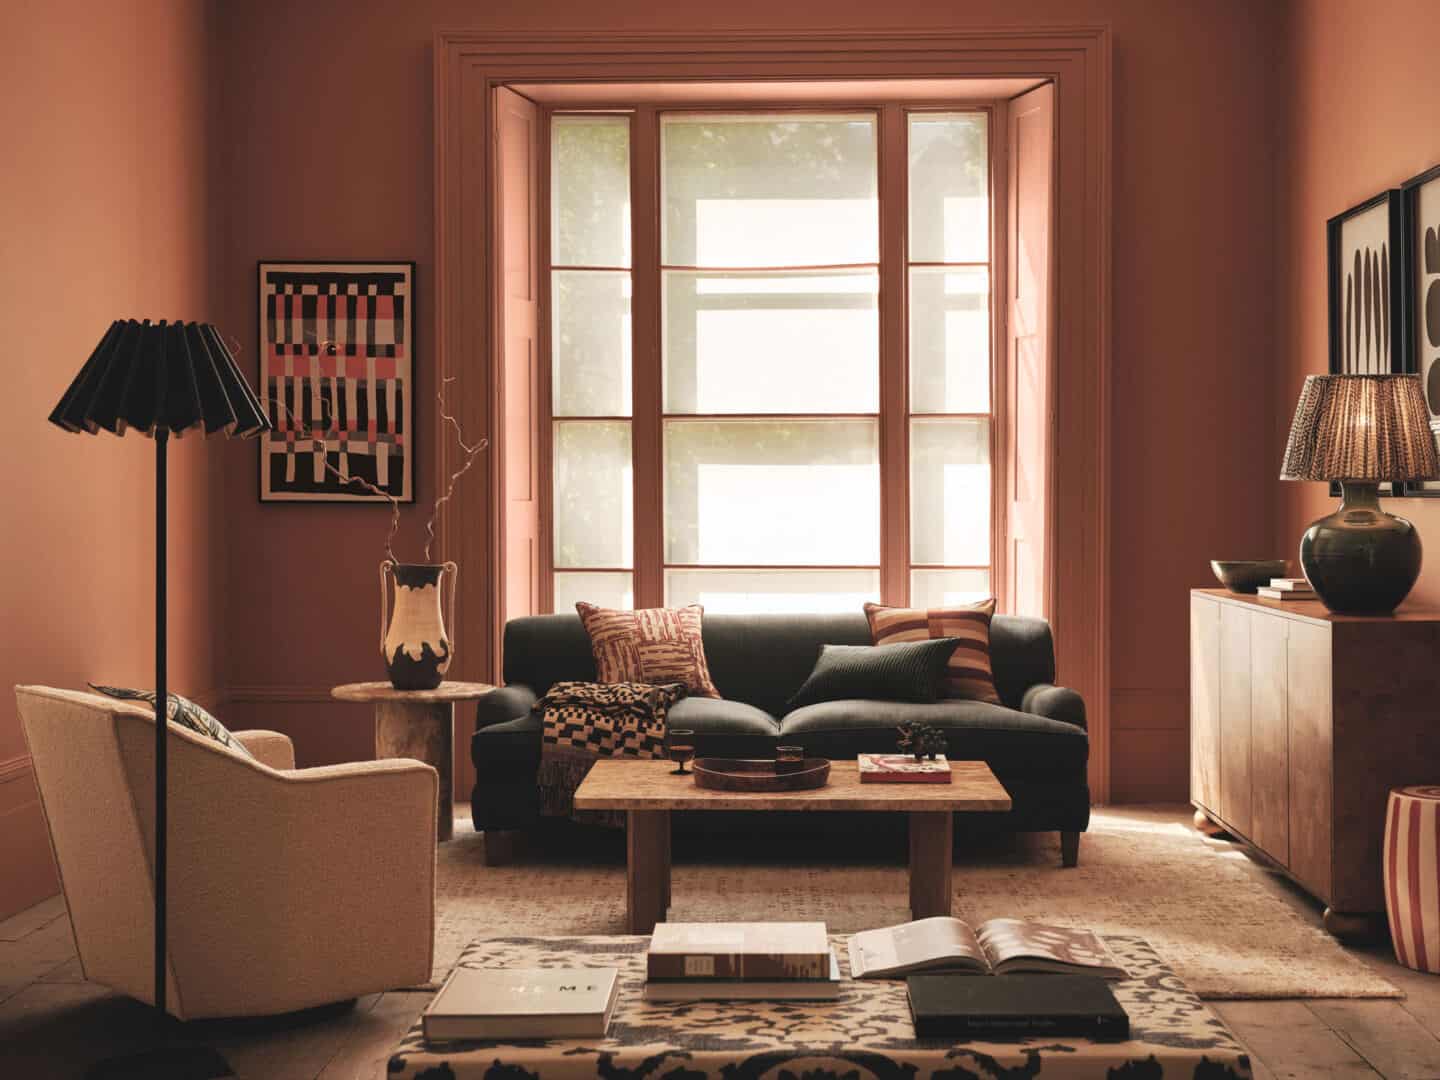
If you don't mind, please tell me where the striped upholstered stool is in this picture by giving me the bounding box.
[1385,785,1440,973]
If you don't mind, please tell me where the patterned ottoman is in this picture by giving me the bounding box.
[387,935,1252,1079]
[1385,784,1440,973]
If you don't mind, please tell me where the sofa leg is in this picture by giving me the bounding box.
[483,830,524,866]
[1060,831,1080,868]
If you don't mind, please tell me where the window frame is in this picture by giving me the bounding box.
[538,98,1006,615]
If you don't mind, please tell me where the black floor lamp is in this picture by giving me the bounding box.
[50,319,270,1078]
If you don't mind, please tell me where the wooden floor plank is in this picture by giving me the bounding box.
[1354,942,1440,1042]
[0,894,66,941]
[0,915,77,1004]
[1210,1000,1381,1079]
[1309,999,1440,1079]
[315,990,433,1080]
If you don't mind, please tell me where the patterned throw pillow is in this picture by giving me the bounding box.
[575,602,720,699]
[863,599,1002,705]
[89,684,257,761]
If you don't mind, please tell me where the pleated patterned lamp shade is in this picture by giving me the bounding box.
[50,319,269,438]
[1280,373,1439,483]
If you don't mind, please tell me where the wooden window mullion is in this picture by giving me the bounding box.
[631,106,665,608]
[878,103,910,606]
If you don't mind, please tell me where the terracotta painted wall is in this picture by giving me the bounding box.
[1276,0,1440,593]
[211,0,1283,802]
[0,0,226,920]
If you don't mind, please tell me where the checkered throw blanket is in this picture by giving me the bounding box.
[535,681,687,820]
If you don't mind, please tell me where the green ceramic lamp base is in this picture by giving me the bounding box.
[1299,480,1421,616]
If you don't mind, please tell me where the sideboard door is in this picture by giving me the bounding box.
[1218,604,1253,836]
[1287,621,1333,901]
[1250,611,1290,867]
[1189,596,1221,815]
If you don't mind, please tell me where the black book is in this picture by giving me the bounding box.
[906,973,1129,1041]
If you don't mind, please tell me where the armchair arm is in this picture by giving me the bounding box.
[1021,684,1087,730]
[163,744,438,1018]
[476,684,538,730]
[231,729,295,770]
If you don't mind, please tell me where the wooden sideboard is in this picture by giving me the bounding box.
[1190,588,1440,937]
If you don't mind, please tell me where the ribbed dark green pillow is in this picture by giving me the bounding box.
[786,639,962,710]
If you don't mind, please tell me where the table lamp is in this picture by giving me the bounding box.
[1279,373,1439,614]
[50,319,270,1078]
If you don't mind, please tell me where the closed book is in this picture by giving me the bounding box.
[906,973,1129,1041]
[858,753,953,783]
[423,967,619,1042]
[645,950,842,1001]
[1268,578,1311,590]
[1257,586,1314,600]
[648,922,830,981]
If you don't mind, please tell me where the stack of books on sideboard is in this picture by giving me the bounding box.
[644,922,842,1001]
[1256,577,1315,601]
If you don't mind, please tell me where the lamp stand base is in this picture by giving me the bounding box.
[1300,480,1421,615]
[86,1045,233,1080]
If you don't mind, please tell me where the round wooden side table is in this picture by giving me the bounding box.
[331,681,495,841]
[1384,784,1440,973]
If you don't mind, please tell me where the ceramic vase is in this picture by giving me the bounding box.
[380,560,458,690]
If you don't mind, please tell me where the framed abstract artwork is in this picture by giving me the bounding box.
[1327,190,1404,377]
[1401,165,1440,495]
[258,261,415,503]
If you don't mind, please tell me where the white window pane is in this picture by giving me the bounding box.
[909,268,989,413]
[910,418,990,565]
[663,270,878,413]
[553,571,634,613]
[553,270,632,416]
[666,569,880,614]
[910,568,992,607]
[909,113,988,264]
[665,420,879,565]
[554,422,633,568]
[552,116,631,268]
[662,114,878,267]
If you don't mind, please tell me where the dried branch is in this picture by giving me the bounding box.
[425,375,488,561]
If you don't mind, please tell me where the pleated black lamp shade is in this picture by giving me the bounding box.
[50,319,270,438]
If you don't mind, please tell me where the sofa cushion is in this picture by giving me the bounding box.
[668,697,781,759]
[89,683,256,761]
[786,640,961,709]
[576,602,720,698]
[865,599,1002,704]
[779,699,1088,772]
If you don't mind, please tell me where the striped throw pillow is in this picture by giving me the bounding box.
[575,602,720,699]
[863,599,1002,705]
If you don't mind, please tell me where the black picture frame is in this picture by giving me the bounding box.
[1325,190,1403,496]
[1399,165,1440,496]
[256,260,417,504]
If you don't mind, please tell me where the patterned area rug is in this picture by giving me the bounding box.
[433,806,1399,1000]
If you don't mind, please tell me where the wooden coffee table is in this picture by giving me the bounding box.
[573,758,1011,932]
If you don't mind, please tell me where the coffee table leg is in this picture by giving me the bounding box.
[627,810,669,933]
[376,701,454,842]
[908,811,953,919]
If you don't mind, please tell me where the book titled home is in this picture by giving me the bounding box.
[423,966,619,1042]
[858,753,954,783]
[648,922,831,981]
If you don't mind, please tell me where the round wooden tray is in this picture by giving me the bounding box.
[691,757,831,792]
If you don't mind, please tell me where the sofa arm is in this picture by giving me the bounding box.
[476,684,538,730]
[232,729,295,770]
[1021,684,1087,730]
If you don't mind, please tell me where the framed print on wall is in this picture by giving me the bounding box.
[1401,165,1440,495]
[258,261,415,503]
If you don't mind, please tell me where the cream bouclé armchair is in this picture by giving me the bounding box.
[15,685,437,1020]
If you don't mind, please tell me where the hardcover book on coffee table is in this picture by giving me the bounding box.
[648,922,830,981]
[907,973,1129,1040]
[849,917,1126,979]
[645,950,843,1001]
[858,753,953,783]
[423,967,619,1041]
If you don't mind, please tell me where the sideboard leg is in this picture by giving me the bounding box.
[1060,830,1080,868]
[1322,908,1384,944]
[1192,808,1228,838]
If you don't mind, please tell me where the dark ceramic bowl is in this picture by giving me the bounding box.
[1210,559,1289,594]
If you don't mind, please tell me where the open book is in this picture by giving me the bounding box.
[848,917,1126,979]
